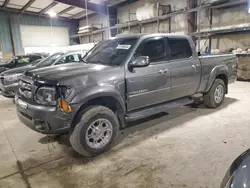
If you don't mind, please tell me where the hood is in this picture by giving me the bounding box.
[0,67,8,73]
[0,63,8,68]
[25,63,114,85]
[1,65,34,76]
[221,148,250,188]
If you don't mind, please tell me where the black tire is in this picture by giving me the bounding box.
[204,79,226,108]
[70,105,119,157]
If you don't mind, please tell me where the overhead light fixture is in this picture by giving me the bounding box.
[48,11,57,18]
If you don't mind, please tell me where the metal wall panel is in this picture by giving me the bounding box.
[0,12,13,58]
[0,11,78,58]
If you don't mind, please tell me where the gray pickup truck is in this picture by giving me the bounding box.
[15,34,237,157]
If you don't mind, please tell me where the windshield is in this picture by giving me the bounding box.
[36,53,63,68]
[83,37,139,66]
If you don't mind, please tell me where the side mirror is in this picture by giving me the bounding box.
[197,51,201,56]
[130,56,150,68]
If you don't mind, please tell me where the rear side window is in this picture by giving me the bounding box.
[30,56,41,62]
[135,38,165,63]
[168,38,192,60]
[58,53,82,64]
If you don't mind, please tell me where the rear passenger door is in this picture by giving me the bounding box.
[126,37,171,111]
[168,37,201,99]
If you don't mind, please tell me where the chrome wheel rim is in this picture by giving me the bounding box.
[85,118,113,149]
[214,85,224,104]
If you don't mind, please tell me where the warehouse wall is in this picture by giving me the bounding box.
[78,0,250,52]
[200,4,249,30]
[117,0,187,33]
[199,4,250,52]
[0,11,78,59]
[0,12,13,58]
[79,0,187,43]
[79,14,109,43]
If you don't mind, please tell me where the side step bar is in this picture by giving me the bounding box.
[125,97,193,122]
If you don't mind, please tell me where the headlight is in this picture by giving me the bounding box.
[36,87,56,105]
[4,74,22,82]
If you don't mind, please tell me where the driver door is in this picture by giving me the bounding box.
[126,37,171,111]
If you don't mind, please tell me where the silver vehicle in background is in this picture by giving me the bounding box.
[0,50,87,97]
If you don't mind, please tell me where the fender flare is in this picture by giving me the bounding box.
[71,85,126,113]
[204,65,229,93]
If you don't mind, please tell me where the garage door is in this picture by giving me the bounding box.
[20,25,69,47]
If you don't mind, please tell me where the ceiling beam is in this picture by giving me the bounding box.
[57,6,75,16]
[0,6,77,21]
[21,0,36,14]
[39,2,58,15]
[54,0,113,15]
[70,10,87,19]
[78,12,98,21]
[3,0,10,8]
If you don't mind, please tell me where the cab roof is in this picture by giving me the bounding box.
[114,33,190,39]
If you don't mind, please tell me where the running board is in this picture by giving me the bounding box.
[125,97,193,122]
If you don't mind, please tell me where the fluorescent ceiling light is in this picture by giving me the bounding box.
[48,11,57,18]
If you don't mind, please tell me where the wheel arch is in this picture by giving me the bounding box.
[205,65,229,94]
[71,87,126,129]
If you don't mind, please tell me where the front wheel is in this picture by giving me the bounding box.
[204,78,226,108]
[70,105,119,157]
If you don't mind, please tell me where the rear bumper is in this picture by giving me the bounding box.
[15,97,72,134]
[0,83,18,97]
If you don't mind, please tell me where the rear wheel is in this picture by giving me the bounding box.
[70,105,119,157]
[204,78,226,108]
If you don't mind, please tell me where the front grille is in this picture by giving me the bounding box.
[19,79,32,98]
[19,111,32,120]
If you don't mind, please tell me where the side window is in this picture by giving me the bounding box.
[30,56,41,62]
[135,38,165,63]
[168,38,192,60]
[60,54,81,64]
[17,57,30,64]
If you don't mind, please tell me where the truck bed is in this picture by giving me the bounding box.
[197,54,237,93]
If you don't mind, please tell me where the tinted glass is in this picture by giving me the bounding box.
[17,56,30,64]
[30,56,41,62]
[168,38,192,60]
[62,54,81,64]
[36,53,63,68]
[84,37,139,66]
[31,59,41,65]
[135,38,165,62]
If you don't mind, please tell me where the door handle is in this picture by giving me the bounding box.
[196,64,200,68]
[191,65,196,68]
[158,69,168,74]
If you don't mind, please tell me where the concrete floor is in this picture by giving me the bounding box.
[0,81,250,188]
